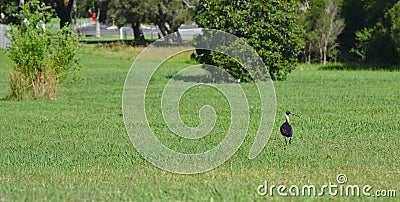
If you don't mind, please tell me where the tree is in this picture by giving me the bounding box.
[108,0,196,44]
[317,0,344,65]
[108,0,147,44]
[193,0,303,81]
[387,1,400,52]
[37,0,74,28]
[1,0,75,28]
[299,0,321,63]
[51,0,74,28]
[0,0,20,25]
[300,0,344,64]
[340,0,398,63]
[145,0,196,43]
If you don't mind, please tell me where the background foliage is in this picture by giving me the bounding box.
[0,0,20,24]
[340,0,400,65]
[6,0,80,100]
[300,0,344,64]
[192,0,303,81]
[2,0,400,81]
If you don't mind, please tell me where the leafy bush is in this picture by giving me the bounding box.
[192,0,303,81]
[350,28,374,60]
[387,1,400,51]
[6,0,80,100]
[191,31,267,83]
[350,1,400,65]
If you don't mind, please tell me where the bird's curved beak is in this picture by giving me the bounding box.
[292,113,301,118]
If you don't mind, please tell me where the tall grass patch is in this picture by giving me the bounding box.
[6,0,79,100]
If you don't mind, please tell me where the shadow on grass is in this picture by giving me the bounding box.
[173,75,241,84]
[319,63,400,71]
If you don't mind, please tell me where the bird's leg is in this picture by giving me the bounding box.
[284,138,287,145]
[289,138,292,144]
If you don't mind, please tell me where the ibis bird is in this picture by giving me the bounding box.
[280,111,300,145]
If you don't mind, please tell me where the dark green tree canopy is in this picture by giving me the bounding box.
[340,0,400,64]
[387,1,400,48]
[0,0,20,24]
[0,0,74,28]
[193,0,303,81]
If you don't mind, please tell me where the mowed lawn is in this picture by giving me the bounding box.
[0,45,399,201]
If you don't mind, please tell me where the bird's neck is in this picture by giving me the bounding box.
[285,114,290,123]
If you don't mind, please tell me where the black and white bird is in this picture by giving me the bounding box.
[280,111,300,145]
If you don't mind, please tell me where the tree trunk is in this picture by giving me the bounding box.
[132,20,146,45]
[307,42,312,64]
[72,0,77,27]
[95,9,100,38]
[155,25,164,40]
[52,0,74,29]
[157,22,171,43]
[175,31,183,45]
[319,45,323,64]
[156,22,183,44]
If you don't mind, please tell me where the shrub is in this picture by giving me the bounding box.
[192,0,303,81]
[6,0,80,100]
[387,1,400,52]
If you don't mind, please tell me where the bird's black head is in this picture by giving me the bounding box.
[285,111,300,118]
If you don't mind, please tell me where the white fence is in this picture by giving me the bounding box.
[0,24,10,49]
[120,27,133,39]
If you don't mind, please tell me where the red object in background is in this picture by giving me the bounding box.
[92,13,97,22]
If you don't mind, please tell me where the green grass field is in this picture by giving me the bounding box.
[0,45,399,201]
